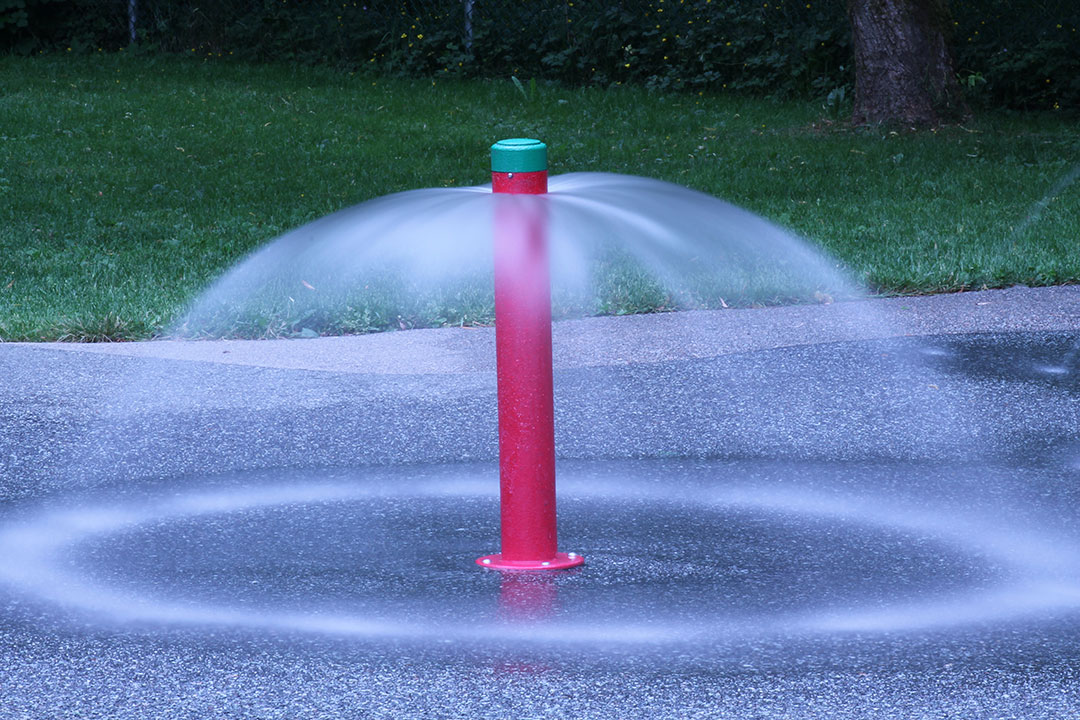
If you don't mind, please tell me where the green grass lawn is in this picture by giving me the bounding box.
[1,53,1078,340]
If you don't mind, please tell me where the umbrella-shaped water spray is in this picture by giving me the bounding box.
[172,135,865,577]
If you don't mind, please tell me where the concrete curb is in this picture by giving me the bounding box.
[10,285,1080,375]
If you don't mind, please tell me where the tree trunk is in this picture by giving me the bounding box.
[847,0,968,126]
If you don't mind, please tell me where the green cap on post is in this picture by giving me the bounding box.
[491,138,547,173]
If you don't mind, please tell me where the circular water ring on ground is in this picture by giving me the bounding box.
[1,462,1078,645]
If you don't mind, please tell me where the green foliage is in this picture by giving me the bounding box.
[0,0,29,30]
[2,1,1076,109]
[443,0,853,98]
[0,0,68,53]
[1,0,851,99]
[951,0,1079,111]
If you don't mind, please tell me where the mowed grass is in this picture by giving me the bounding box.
[1,53,1078,340]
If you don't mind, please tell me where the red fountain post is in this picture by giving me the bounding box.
[477,139,584,571]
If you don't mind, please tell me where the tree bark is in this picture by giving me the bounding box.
[847,0,968,126]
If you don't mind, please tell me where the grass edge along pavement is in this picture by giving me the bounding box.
[1,54,1078,341]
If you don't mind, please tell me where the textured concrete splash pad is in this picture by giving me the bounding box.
[3,460,1079,647]
[4,289,1080,717]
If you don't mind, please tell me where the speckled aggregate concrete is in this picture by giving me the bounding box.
[2,286,1080,719]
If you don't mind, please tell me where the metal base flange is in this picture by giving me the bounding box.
[476,552,585,571]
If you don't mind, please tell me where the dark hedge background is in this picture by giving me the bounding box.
[2,0,1077,110]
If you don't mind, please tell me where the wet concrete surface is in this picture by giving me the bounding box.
[2,287,1080,718]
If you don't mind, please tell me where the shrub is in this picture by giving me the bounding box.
[1,0,1075,110]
